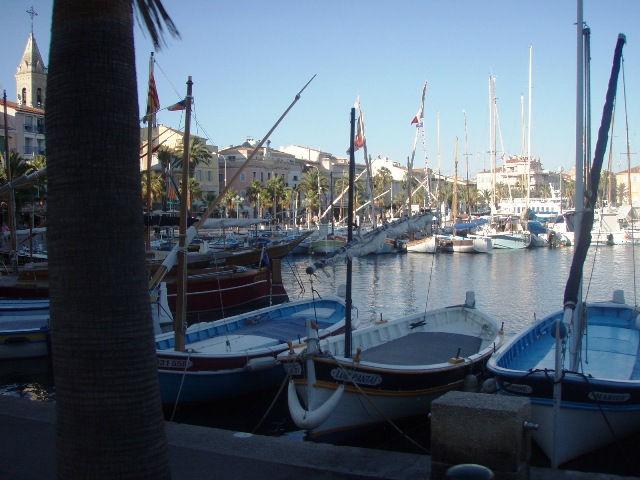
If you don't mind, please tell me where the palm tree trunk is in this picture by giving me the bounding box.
[46,1,170,478]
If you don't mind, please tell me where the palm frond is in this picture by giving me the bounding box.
[134,0,180,50]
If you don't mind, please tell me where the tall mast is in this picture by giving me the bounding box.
[489,77,496,212]
[145,52,155,250]
[527,46,533,208]
[437,112,441,209]
[463,110,470,214]
[174,76,193,352]
[453,137,459,222]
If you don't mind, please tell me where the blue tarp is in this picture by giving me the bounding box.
[527,221,547,235]
[452,218,488,230]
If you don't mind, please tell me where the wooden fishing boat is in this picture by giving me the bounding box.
[0,299,50,359]
[404,235,438,253]
[280,292,503,442]
[156,296,355,404]
[487,31,631,468]
[159,264,288,324]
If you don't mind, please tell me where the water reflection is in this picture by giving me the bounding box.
[282,245,640,335]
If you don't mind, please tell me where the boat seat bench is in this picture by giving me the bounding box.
[358,332,482,366]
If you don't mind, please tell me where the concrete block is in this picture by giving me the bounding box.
[430,391,532,480]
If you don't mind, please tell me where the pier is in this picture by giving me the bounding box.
[1,395,633,480]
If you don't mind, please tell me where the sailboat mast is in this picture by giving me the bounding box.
[527,46,533,208]
[437,112,441,210]
[145,53,155,251]
[2,91,18,275]
[554,5,585,466]
[345,107,356,358]
[489,77,496,212]
[174,76,193,352]
[453,137,458,222]
[464,110,469,214]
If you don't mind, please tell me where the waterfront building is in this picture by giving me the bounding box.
[615,166,640,207]
[476,155,563,196]
[1,30,47,158]
[139,124,220,205]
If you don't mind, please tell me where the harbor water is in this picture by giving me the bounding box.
[2,245,640,476]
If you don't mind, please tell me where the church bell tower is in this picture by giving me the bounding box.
[15,6,47,109]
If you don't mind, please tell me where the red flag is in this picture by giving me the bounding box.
[410,81,427,125]
[147,72,160,116]
[354,109,365,151]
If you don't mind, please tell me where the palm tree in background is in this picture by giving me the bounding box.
[245,179,263,217]
[373,167,392,214]
[0,152,37,213]
[141,170,165,207]
[46,1,178,478]
[174,137,212,209]
[266,175,286,219]
[174,136,212,176]
[299,168,328,219]
[157,145,175,210]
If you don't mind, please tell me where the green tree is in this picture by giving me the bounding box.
[188,178,203,206]
[245,179,263,217]
[479,189,492,211]
[266,175,286,219]
[373,167,392,212]
[223,187,238,217]
[0,151,37,213]
[141,170,165,207]
[174,137,212,207]
[174,136,212,176]
[299,168,328,218]
[46,1,178,478]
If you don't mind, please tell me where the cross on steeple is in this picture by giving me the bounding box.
[27,6,38,33]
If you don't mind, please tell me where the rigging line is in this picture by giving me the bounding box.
[620,56,638,305]
[252,369,293,434]
[424,242,437,313]
[169,349,193,422]
[326,351,430,454]
[154,58,184,99]
[153,59,216,146]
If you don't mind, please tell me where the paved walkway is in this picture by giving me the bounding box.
[0,395,635,480]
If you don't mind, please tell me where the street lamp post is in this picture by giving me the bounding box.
[234,195,244,219]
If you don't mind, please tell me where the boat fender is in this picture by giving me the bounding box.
[550,319,568,340]
[463,374,479,392]
[245,356,279,372]
[635,314,640,330]
[287,381,344,430]
[481,377,497,394]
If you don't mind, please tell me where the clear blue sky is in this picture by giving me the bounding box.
[2,1,638,178]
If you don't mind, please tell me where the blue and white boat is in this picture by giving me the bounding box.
[487,30,635,468]
[155,296,354,405]
[0,299,50,359]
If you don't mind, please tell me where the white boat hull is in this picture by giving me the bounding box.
[281,295,503,442]
[531,398,640,467]
[488,294,640,466]
[405,236,437,253]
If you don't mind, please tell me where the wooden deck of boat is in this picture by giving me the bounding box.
[358,332,482,366]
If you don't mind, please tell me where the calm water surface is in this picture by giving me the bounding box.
[2,245,640,475]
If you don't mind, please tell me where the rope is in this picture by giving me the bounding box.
[169,349,193,422]
[321,350,430,454]
[252,369,293,434]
